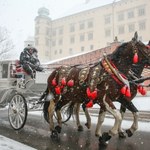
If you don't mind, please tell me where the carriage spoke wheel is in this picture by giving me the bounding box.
[8,94,27,130]
[54,103,72,123]
[43,102,72,124]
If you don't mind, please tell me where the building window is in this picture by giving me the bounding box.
[52,40,56,47]
[105,29,111,37]
[81,46,84,52]
[118,26,124,34]
[88,20,93,28]
[138,6,145,16]
[139,21,146,30]
[70,24,75,32]
[127,10,134,19]
[70,36,75,44]
[58,39,63,45]
[80,34,85,42]
[88,32,93,40]
[104,15,111,24]
[90,45,94,50]
[59,27,63,35]
[54,50,57,55]
[79,22,85,30]
[128,24,135,32]
[52,29,56,36]
[118,12,124,21]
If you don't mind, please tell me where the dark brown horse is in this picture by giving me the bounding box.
[42,32,150,144]
[76,56,150,145]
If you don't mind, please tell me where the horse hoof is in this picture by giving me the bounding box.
[55,125,62,133]
[99,136,108,146]
[119,132,126,138]
[78,125,83,131]
[51,130,58,139]
[85,123,90,129]
[126,129,133,137]
[102,132,111,142]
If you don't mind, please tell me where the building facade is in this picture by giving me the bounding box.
[34,0,150,62]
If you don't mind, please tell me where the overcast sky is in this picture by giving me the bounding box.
[0,0,114,59]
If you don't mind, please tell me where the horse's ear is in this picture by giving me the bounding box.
[132,31,138,42]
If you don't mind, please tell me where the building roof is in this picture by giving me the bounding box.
[56,0,121,19]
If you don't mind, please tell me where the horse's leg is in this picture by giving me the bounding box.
[100,94,122,144]
[82,103,91,129]
[95,109,106,137]
[118,104,126,138]
[48,99,58,138]
[118,100,139,137]
[125,102,139,137]
[74,103,84,131]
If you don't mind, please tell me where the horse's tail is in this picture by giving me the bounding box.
[39,86,49,101]
[66,102,75,120]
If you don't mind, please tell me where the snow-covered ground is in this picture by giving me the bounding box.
[0,135,36,150]
[0,96,149,149]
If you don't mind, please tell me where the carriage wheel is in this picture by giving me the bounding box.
[43,102,72,123]
[8,93,27,130]
[56,103,73,123]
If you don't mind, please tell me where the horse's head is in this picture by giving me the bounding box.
[131,32,150,67]
[111,32,150,73]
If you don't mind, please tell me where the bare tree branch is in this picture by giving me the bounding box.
[0,26,14,59]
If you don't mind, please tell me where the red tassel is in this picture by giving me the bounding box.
[61,77,66,86]
[141,88,146,95]
[67,79,74,87]
[86,87,91,98]
[90,90,97,100]
[138,85,143,93]
[86,88,97,100]
[121,86,127,95]
[125,88,131,97]
[52,78,57,86]
[133,53,138,63]
[55,86,61,94]
[86,100,93,108]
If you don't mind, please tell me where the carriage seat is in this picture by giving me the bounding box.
[15,60,29,77]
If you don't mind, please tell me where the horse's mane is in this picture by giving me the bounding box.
[110,42,130,62]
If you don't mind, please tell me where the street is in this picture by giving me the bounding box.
[0,106,150,150]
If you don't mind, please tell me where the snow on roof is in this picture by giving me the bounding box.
[55,0,121,19]
[43,47,102,65]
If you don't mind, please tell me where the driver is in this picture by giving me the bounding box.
[19,45,43,78]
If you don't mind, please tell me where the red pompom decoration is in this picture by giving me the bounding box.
[121,85,127,95]
[141,88,146,95]
[133,53,138,64]
[52,78,57,86]
[137,85,146,95]
[86,100,93,108]
[55,86,61,94]
[67,79,74,87]
[125,88,131,97]
[86,87,97,100]
[61,77,66,86]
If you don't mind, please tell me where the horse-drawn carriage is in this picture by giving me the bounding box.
[0,32,150,146]
[0,59,70,130]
